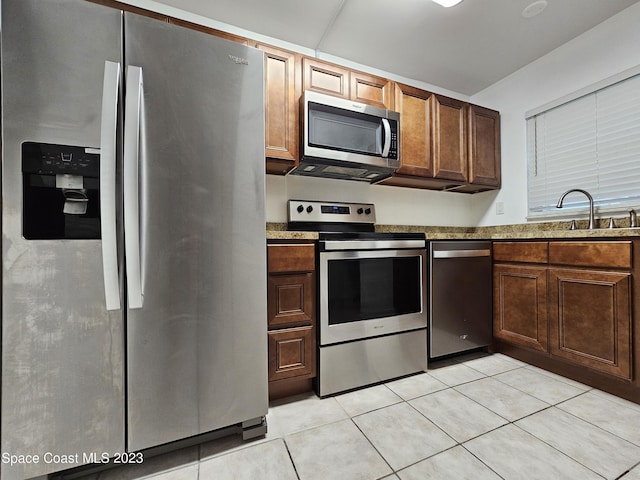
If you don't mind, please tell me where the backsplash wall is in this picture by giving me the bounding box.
[266,174,476,227]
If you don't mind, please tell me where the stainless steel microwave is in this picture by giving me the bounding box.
[291,91,400,183]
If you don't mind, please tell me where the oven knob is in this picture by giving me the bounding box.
[297,204,304,213]
[306,205,313,213]
[357,208,364,214]
[365,208,371,215]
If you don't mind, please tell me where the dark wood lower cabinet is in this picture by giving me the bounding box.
[268,326,315,381]
[493,240,638,404]
[493,264,548,352]
[267,243,316,400]
[548,268,631,380]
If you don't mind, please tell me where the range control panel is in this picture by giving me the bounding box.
[288,200,376,224]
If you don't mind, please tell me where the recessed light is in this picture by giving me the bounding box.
[432,0,463,7]
[522,0,548,18]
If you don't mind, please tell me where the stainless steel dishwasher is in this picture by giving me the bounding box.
[429,241,492,359]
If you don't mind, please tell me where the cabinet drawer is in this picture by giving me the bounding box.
[493,242,548,264]
[268,326,316,382]
[549,241,632,269]
[268,244,315,272]
[268,271,315,328]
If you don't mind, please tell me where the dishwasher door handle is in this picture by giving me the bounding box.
[432,249,491,259]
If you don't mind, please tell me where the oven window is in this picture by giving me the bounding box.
[327,256,422,324]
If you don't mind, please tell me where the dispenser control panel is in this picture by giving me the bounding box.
[21,141,101,240]
[22,142,100,177]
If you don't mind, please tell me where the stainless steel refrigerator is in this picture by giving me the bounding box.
[1,1,268,478]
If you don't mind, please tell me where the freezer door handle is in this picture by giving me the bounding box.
[100,61,121,311]
[124,65,144,309]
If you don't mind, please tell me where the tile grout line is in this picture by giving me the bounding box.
[457,443,508,480]
[428,361,616,479]
[617,460,640,479]
[281,438,302,480]
[553,392,640,449]
[348,417,396,478]
[509,420,609,479]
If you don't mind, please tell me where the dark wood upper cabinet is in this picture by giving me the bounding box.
[433,95,468,183]
[349,71,394,109]
[257,44,300,174]
[383,83,501,192]
[302,57,394,109]
[389,83,434,178]
[468,104,501,188]
[303,57,350,98]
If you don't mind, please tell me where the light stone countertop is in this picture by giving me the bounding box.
[267,220,640,241]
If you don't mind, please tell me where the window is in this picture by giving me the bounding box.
[527,73,640,217]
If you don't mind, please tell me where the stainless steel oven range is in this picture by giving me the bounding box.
[288,200,428,397]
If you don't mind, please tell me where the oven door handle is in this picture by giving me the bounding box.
[322,239,425,251]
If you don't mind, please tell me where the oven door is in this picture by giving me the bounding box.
[319,248,427,346]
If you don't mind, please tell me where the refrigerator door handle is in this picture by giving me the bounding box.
[124,65,144,309]
[100,61,122,311]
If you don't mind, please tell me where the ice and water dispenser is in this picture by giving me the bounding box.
[22,142,101,239]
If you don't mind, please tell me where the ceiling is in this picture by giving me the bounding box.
[144,0,640,95]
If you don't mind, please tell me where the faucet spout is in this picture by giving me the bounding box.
[556,189,596,229]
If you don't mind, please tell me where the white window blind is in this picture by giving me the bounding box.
[527,73,640,217]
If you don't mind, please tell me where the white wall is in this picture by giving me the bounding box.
[470,2,640,227]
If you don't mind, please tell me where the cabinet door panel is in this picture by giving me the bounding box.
[303,58,349,98]
[259,44,299,170]
[268,326,316,381]
[549,268,631,379]
[468,104,501,187]
[433,95,467,182]
[350,72,394,109]
[268,272,315,328]
[494,264,548,352]
[394,83,434,176]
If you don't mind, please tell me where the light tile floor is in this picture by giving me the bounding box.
[70,353,640,480]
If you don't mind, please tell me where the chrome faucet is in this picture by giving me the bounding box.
[630,209,637,228]
[556,189,596,229]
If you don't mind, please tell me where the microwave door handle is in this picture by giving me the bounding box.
[381,118,391,158]
[123,65,144,309]
[99,60,121,311]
